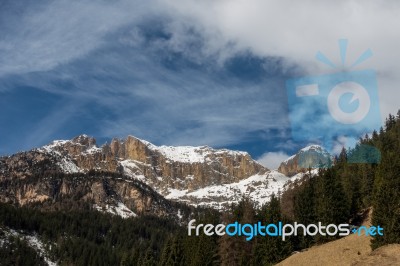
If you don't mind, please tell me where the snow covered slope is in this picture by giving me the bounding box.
[163,170,290,210]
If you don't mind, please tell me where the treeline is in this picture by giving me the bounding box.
[0,197,293,266]
[369,112,400,248]
[157,196,296,266]
[0,203,181,265]
[282,109,400,250]
[0,233,47,266]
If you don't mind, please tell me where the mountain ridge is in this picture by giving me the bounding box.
[0,134,326,213]
[1,134,283,213]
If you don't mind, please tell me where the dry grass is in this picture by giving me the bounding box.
[276,208,400,266]
[351,244,400,265]
[276,229,372,266]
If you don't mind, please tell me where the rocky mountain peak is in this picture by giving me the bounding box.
[278,145,332,177]
[71,134,96,147]
[36,135,268,194]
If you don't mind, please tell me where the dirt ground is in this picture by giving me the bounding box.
[276,209,400,266]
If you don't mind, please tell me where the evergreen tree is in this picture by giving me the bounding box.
[253,194,293,265]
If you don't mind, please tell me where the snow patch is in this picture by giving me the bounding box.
[177,209,183,220]
[283,145,329,164]
[165,188,189,199]
[1,228,57,266]
[57,158,80,173]
[152,146,211,163]
[290,169,319,182]
[300,144,323,152]
[85,146,102,154]
[166,170,290,209]
[40,140,69,154]
[25,235,57,266]
[132,136,248,163]
[120,160,140,173]
[119,160,147,181]
[93,202,137,218]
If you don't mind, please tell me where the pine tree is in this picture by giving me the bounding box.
[140,247,156,266]
[372,116,400,248]
[294,175,317,225]
[317,168,350,226]
[252,194,293,265]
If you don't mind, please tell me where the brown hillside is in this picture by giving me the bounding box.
[276,209,400,266]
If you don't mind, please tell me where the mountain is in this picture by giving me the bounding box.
[278,145,332,177]
[0,134,290,214]
[2,111,399,265]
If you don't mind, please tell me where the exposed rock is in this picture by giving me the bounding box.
[0,172,180,218]
[0,134,273,213]
[38,135,268,193]
[278,145,332,177]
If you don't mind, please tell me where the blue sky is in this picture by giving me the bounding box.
[1,0,399,168]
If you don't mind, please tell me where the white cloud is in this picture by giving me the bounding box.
[2,0,400,152]
[331,136,358,155]
[3,1,400,117]
[162,0,400,118]
[257,151,290,170]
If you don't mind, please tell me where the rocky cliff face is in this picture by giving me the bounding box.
[0,169,187,219]
[278,145,332,177]
[39,135,267,193]
[0,134,274,213]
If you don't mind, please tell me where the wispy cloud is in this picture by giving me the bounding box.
[1,0,399,159]
[0,12,290,151]
[0,0,158,78]
[21,99,86,149]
